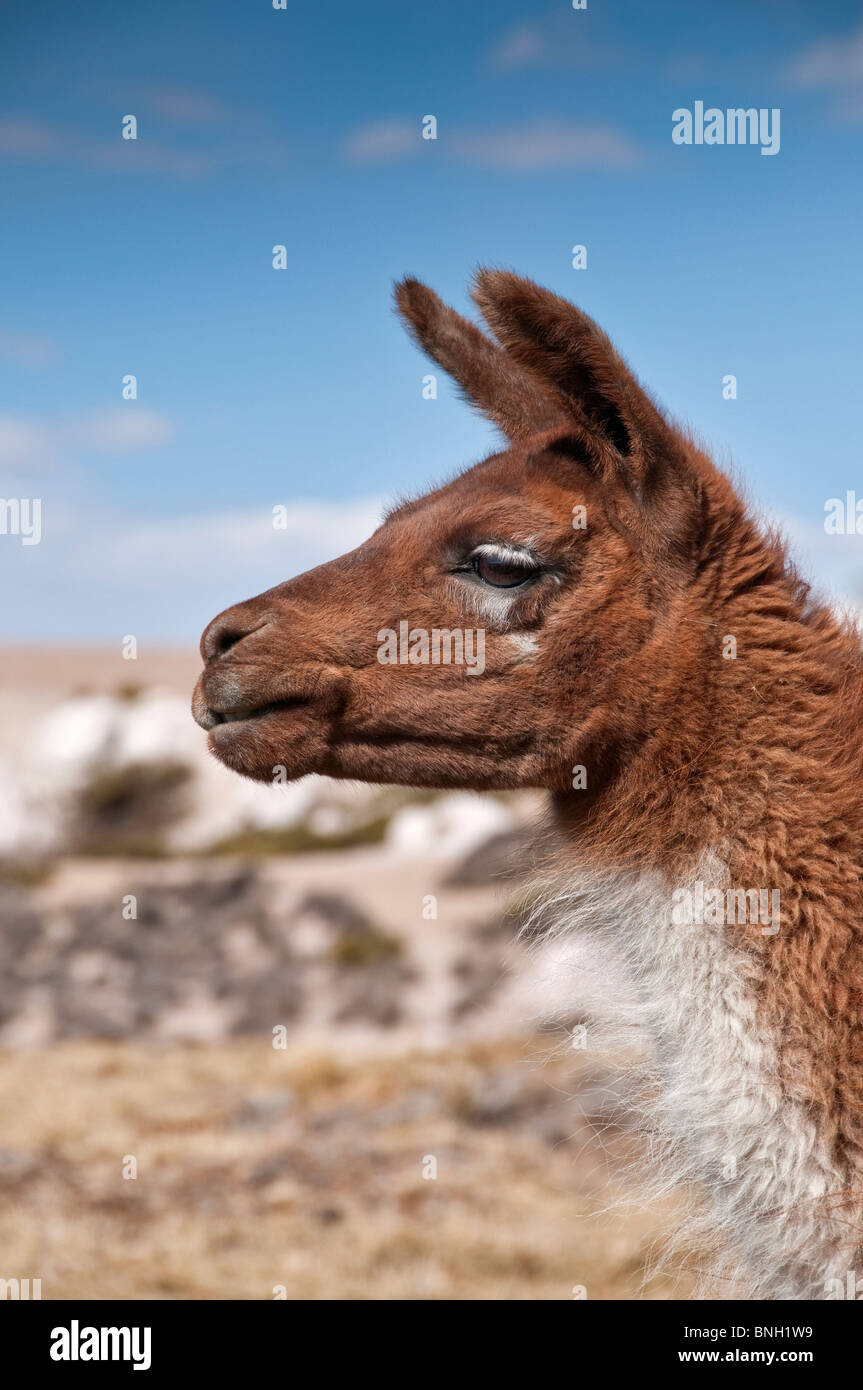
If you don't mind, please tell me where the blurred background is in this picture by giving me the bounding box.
[1,0,862,1298]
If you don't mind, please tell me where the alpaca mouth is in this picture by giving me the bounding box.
[196,695,311,732]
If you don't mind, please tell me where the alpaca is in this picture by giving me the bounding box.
[192,271,863,1299]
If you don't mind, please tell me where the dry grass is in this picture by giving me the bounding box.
[0,1037,697,1300]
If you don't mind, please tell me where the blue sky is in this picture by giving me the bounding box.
[1,0,862,640]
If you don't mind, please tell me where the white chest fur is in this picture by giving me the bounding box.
[528,857,848,1298]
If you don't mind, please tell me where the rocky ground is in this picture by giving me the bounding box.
[0,842,555,1049]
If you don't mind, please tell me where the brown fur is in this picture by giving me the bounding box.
[194,271,863,1287]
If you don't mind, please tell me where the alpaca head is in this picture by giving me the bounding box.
[193,270,729,793]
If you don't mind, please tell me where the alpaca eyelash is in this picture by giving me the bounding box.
[452,543,544,576]
[448,544,547,626]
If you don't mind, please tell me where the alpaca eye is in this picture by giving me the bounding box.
[471,553,537,588]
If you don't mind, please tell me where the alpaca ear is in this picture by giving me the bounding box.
[471,269,687,493]
[394,277,571,442]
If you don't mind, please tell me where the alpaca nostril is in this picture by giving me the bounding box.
[213,628,244,659]
[202,612,269,664]
[206,624,245,662]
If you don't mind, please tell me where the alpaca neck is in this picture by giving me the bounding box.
[546,571,863,1297]
[544,852,853,1298]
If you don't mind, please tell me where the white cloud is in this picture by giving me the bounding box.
[0,114,288,178]
[787,22,863,88]
[454,121,641,171]
[0,407,173,475]
[0,116,216,177]
[343,119,419,163]
[786,21,863,122]
[489,24,550,71]
[94,82,263,130]
[0,416,48,471]
[61,409,173,453]
[0,329,59,368]
[0,493,385,640]
[0,118,61,157]
[488,21,612,72]
[0,401,382,638]
[137,84,232,126]
[344,117,643,171]
[98,499,384,584]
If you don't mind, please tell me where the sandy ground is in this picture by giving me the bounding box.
[0,645,200,694]
[0,1037,697,1301]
